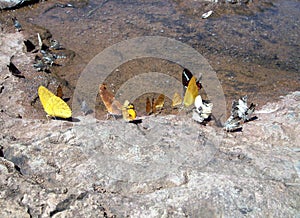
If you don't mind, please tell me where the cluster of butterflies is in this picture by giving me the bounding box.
[98,68,213,123]
[33,33,66,73]
[37,68,255,132]
[7,31,67,81]
[99,83,137,121]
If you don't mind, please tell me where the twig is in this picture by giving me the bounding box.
[87,0,109,17]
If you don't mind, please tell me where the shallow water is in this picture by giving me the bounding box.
[1,0,299,118]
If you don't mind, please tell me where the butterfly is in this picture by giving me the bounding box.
[7,61,25,78]
[183,76,199,107]
[23,39,35,52]
[182,68,202,91]
[223,117,242,132]
[192,95,213,123]
[38,86,72,119]
[236,96,256,122]
[146,94,165,115]
[122,100,137,121]
[56,85,63,98]
[172,92,182,108]
[223,96,255,131]
[12,17,22,32]
[202,10,213,19]
[99,84,122,115]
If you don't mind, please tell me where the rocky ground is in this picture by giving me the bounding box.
[0,26,300,217]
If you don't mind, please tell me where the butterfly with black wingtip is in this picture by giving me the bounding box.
[182,68,202,92]
[122,100,137,121]
[183,76,199,107]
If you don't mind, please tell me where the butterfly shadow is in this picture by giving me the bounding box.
[53,117,80,122]
[63,97,71,102]
[226,127,243,133]
[129,119,143,124]
[245,116,258,123]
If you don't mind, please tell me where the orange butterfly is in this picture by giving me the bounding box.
[56,85,63,98]
[146,94,165,115]
[99,84,122,115]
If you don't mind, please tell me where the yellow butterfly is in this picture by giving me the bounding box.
[172,92,182,107]
[183,76,198,107]
[122,100,137,121]
[38,85,72,118]
[146,94,165,115]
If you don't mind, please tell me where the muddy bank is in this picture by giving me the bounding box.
[0,0,299,112]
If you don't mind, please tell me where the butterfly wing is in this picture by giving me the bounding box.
[127,106,136,120]
[49,96,72,118]
[172,92,182,107]
[122,100,136,121]
[146,97,152,114]
[192,109,205,123]
[154,94,165,110]
[38,86,53,111]
[151,98,156,114]
[38,86,72,118]
[182,68,193,90]
[237,96,248,118]
[182,68,202,91]
[56,85,63,98]
[201,102,213,119]
[244,103,255,121]
[183,77,198,107]
[223,117,241,132]
[99,84,121,115]
[194,95,203,110]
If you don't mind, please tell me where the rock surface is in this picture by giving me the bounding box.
[0,26,299,217]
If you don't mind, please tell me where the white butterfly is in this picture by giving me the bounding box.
[224,96,256,131]
[192,95,213,124]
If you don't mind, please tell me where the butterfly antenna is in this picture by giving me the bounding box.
[46,114,52,124]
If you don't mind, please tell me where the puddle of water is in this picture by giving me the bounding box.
[1,0,299,119]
